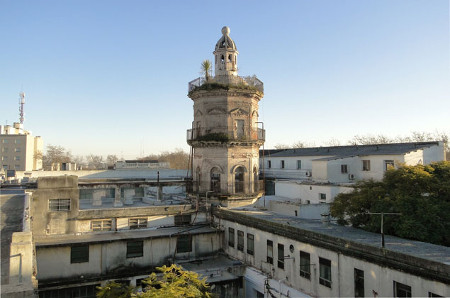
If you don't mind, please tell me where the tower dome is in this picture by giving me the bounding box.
[213,26,239,77]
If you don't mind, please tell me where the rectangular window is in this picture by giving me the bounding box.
[354,268,364,297]
[362,160,371,171]
[15,139,20,144]
[384,160,395,171]
[174,214,191,226]
[247,233,254,255]
[300,251,311,279]
[267,240,273,264]
[177,234,192,253]
[319,257,332,288]
[319,193,326,201]
[281,160,285,169]
[14,156,20,161]
[277,243,284,269]
[2,147,8,152]
[2,139,8,143]
[15,148,20,152]
[228,227,235,247]
[267,160,271,169]
[237,230,244,251]
[1,156,7,161]
[71,245,89,263]
[39,284,100,298]
[341,164,348,173]
[297,160,302,169]
[129,218,147,229]
[91,220,112,231]
[49,199,70,211]
[394,281,411,297]
[15,165,21,170]
[127,240,143,258]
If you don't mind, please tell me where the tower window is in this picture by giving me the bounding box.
[228,54,232,62]
[221,55,224,63]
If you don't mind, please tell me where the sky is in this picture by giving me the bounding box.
[1,0,449,159]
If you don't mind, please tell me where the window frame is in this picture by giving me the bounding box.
[126,240,144,258]
[247,233,254,255]
[319,193,326,201]
[319,257,332,288]
[393,281,412,298]
[384,160,395,171]
[354,268,364,297]
[281,160,285,169]
[299,251,311,279]
[228,227,235,247]
[267,160,271,169]
[174,214,191,226]
[176,234,192,253]
[70,245,89,263]
[267,240,273,264]
[129,217,147,229]
[362,160,371,171]
[91,219,112,231]
[341,164,348,173]
[49,198,71,211]
[277,243,284,269]
[297,160,302,169]
[237,230,244,251]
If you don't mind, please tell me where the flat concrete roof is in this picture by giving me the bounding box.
[225,208,450,265]
[35,225,220,247]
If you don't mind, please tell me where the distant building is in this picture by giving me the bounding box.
[0,122,43,172]
[261,141,445,204]
[115,159,170,169]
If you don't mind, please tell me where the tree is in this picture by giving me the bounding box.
[97,264,212,298]
[201,60,212,82]
[330,161,450,246]
[42,145,73,170]
[106,155,119,167]
[138,149,189,170]
[86,154,104,170]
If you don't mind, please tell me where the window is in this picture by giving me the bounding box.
[39,284,99,298]
[300,251,311,279]
[174,214,191,226]
[15,148,20,152]
[15,139,20,144]
[267,160,271,168]
[228,227,235,247]
[319,193,326,201]
[247,233,254,255]
[281,160,285,169]
[297,160,302,169]
[277,243,284,269]
[15,165,21,170]
[319,257,332,288]
[2,139,7,143]
[177,234,192,253]
[2,147,8,152]
[71,245,89,263]
[14,156,20,161]
[341,164,348,173]
[384,160,395,171]
[393,281,411,297]
[428,292,443,297]
[127,240,143,258]
[129,218,147,229]
[91,220,112,231]
[362,160,370,171]
[354,268,364,297]
[49,199,70,211]
[237,230,244,251]
[1,156,7,161]
[267,240,273,264]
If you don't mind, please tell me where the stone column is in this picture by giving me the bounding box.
[113,186,123,207]
[156,185,163,201]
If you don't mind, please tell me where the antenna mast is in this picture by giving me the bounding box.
[19,92,25,124]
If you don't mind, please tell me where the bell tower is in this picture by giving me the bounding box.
[187,26,265,206]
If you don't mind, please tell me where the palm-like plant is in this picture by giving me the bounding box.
[201,60,212,81]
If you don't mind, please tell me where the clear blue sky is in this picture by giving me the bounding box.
[1,0,449,159]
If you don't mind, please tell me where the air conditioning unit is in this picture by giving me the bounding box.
[348,174,355,180]
[305,171,312,177]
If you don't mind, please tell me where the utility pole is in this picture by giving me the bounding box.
[366,212,402,248]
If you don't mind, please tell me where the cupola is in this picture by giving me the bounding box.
[213,26,239,77]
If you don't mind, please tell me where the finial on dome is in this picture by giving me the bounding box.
[222,26,230,36]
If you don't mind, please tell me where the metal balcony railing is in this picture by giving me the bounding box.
[188,75,264,93]
[186,127,265,142]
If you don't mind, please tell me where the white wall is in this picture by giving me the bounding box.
[274,181,352,204]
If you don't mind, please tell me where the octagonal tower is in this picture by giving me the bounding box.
[187,26,265,206]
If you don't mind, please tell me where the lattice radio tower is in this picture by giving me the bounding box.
[19,92,25,124]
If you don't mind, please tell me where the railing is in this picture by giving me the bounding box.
[187,127,265,142]
[188,75,264,93]
[188,179,265,195]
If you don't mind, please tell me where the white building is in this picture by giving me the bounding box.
[0,123,43,172]
[261,141,445,204]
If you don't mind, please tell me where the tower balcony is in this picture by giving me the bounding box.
[188,75,264,93]
[186,127,265,144]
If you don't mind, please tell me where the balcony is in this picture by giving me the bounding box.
[186,127,265,143]
[188,75,264,93]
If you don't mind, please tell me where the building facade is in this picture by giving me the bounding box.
[0,123,43,172]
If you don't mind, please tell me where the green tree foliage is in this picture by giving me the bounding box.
[200,60,212,82]
[330,161,450,246]
[97,264,212,298]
